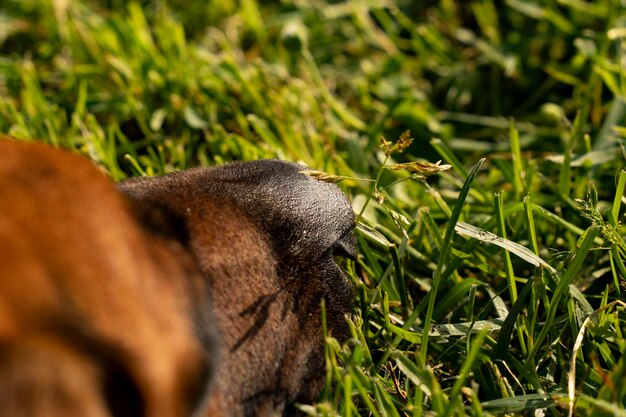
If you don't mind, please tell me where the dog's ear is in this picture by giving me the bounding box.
[0,139,215,417]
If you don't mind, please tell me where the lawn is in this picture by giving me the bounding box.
[2,0,626,415]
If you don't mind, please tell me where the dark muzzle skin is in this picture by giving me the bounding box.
[0,138,357,417]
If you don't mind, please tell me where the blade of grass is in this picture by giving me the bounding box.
[495,192,528,355]
[495,275,534,359]
[419,158,485,366]
[509,121,524,198]
[479,393,560,413]
[495,193,519,302]
[441,329,488,417]
[559,111,580,198]
[611,168,626,226]
[454,221,556,274]
[390,245,409,317]
[520,226,600,381]
[430,138,488,202]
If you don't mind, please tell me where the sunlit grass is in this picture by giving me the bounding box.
[2,0,626,415]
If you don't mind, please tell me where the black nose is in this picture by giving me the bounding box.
[332,228,357,261]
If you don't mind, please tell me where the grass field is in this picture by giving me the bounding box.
[2,0,626,415]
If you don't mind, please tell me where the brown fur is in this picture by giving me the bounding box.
[0,139,356,417]
[119,160,357,417]
[0,140,214,417]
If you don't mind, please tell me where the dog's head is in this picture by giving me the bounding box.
[119,160,357,415]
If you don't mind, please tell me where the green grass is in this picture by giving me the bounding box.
[2,0,626,415]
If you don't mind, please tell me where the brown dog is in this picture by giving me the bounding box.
[0,139,356,417]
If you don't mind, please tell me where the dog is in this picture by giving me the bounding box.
[0,139,356,416]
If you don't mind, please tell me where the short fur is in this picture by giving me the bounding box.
[0,140,215,417]
[0,139,356,417]
[119,160,357,416]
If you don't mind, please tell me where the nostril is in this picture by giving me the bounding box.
[332,241,357,260]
